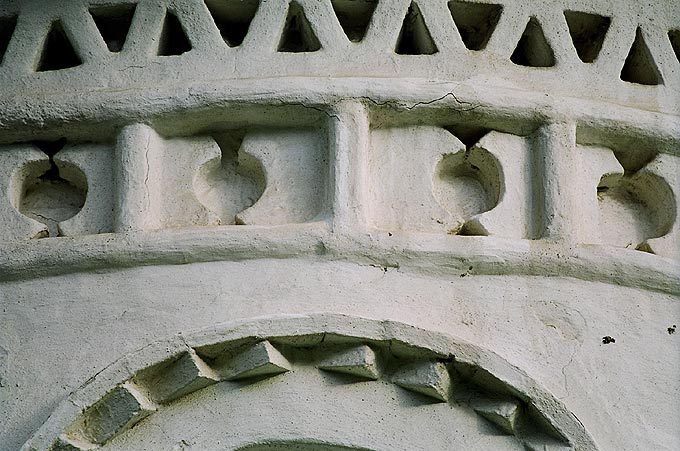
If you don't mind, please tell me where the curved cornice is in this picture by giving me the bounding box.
[1,225,678,295]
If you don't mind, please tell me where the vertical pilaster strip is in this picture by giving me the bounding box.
[328,100,370,233]
[535,120,578,242]
[113,123,160,232]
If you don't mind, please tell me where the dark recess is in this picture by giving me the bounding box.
[564,10,611,63]
[204,0,260,47]
[278,1,321,53]
[448,1,502,51]
[331,0,378,42]
[510,17,555,67]
[668,29,680,63]
[396,2,438,55]
[0,15,17,64]
[158,10,192,56]
[90,3,137,52]
[36,21,82,72]
[620,28,662,85]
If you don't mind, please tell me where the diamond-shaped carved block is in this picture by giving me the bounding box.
[139,350,220,403]
[220,340,291,381]
[318,344,381,380]
[392,361,451,402]
[79,382,156,445]
[471,397,521,434]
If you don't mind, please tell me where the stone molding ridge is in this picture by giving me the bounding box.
[22,313,600,451]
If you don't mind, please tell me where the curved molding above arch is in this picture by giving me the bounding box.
[22,314,599,451]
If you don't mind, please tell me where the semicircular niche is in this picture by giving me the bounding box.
[26,314,597,451]
[432,145,502,235]
[597,171,675,249]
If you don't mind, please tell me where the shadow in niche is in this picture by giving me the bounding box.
[36,20,82,71]
[445,124,491,148]
[620,27,663,85]
[670,30,680,62]
[396,2,438,55]
[278,1,321,53]
[510,17,555,67]
[448,1,503,51]
[0,15,17,64]
[331,0,377,43]
[563,10,611,63]
[432,127,501,236]
[158,9,192,56]
[19,139,88,237]
[90,3,137,52]
[205,0,260,47]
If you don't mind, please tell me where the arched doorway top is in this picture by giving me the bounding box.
[23,313,598,451]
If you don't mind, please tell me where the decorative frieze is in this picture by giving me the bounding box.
[21,315,591,451]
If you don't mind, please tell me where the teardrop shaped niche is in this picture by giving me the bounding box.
[193,133,265,225]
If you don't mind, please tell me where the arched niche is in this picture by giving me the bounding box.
[23,314,598,451]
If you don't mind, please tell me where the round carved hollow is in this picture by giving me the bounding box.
[17,158,87,238]
[596,172,675,249]
[432,146,501,235]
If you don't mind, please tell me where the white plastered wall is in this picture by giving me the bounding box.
[0,0,679,450]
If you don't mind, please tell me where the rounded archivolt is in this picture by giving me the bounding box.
[23,314,598,451]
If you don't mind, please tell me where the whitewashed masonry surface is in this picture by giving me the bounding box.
[0,1,678,451]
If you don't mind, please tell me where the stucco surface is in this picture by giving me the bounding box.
[0,0,678,449]
[2,262,679,450]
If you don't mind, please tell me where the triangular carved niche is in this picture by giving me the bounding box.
[278,1,321,52]
[0,15,17,64]
[510,17,555,67]
[620,28,663,85]
[564,10,610,63]
[205,0,260,47]
[158,10,192,56]
[448,1,502,51]
[36,21,82,72]
[90,4,137,52]
[396,2,438,55]
[331,0,378,42]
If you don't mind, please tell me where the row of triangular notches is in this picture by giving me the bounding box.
[216,0,676,87]
[0,0,678,86]
[0,4,191,73]
[315,343,571,448]
[55,340,568,450]
[453,5,674,86]
[208,0,680,79]
[56,340,293,450]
